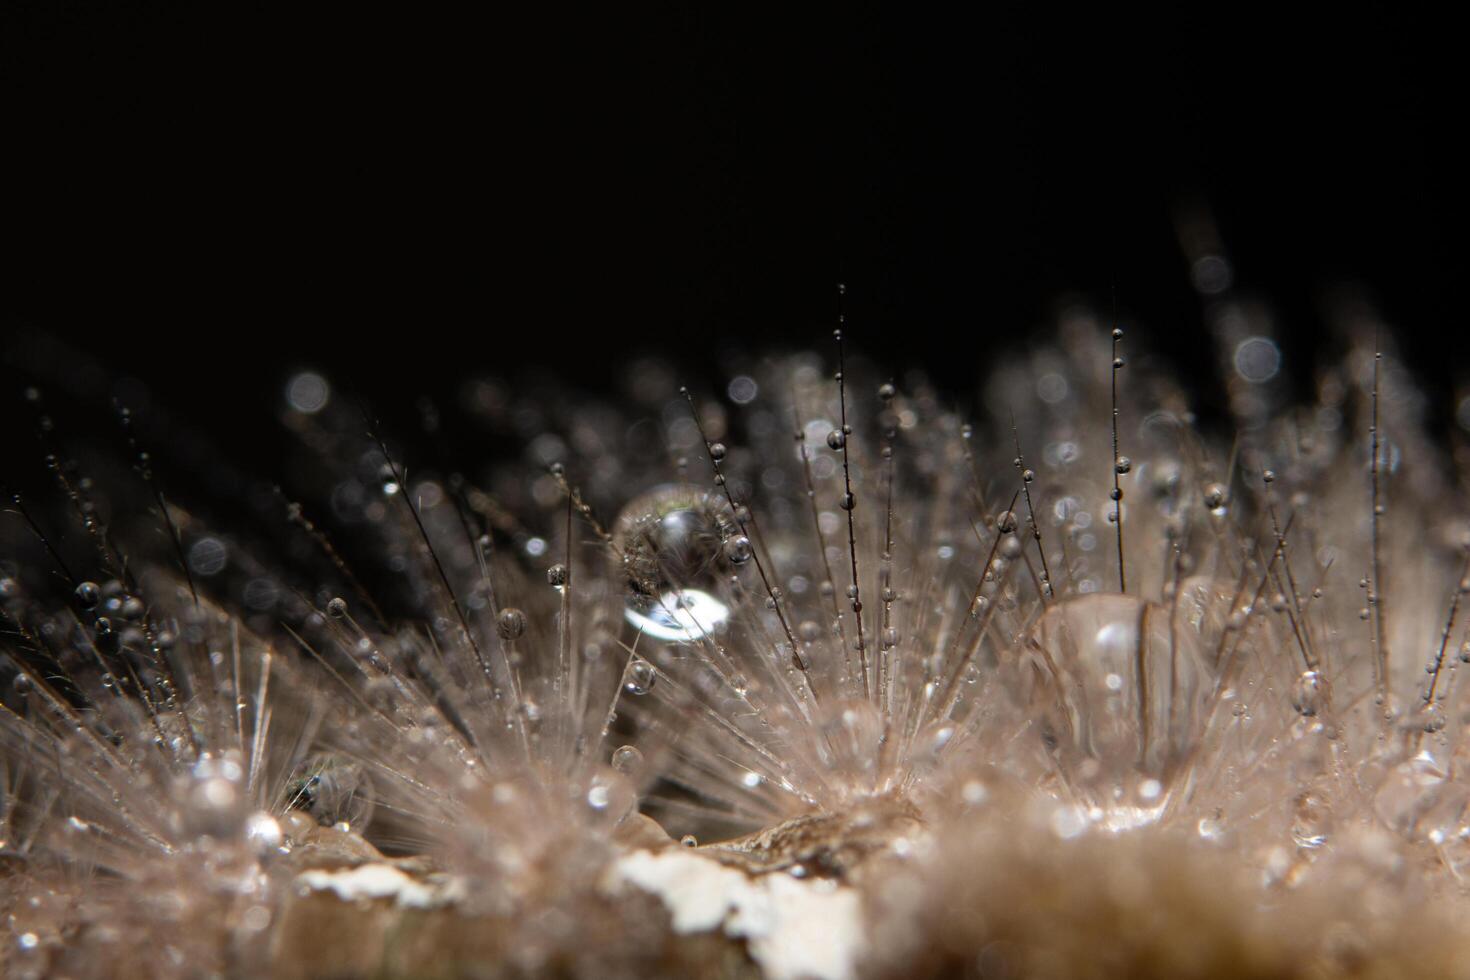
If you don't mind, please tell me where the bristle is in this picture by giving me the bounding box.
[3,302,1470,978]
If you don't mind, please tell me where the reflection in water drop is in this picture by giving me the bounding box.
[623,589,731,643]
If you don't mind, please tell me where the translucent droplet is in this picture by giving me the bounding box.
[1203,483,1229,512]
[826,429,846,451]
[287,754,376,832]
[1374,751,1447,835]
[1292,789,1332,848]
[244,811,284,856]
[611,744,644,773]
[614,485,738,635]
[378,463,401,496]
[624,658,657,695]
[724,535,753,565]
[1291,670,1328,717]
[1197,814,1224,841]
[497,607,527,640]
[1016,593,1211,801]
[547,564,568,589]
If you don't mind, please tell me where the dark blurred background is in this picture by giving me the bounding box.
[2,3,1460,468]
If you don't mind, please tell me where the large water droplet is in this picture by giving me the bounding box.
[287,754,376,833]
[615,485,736,593]
[1015,592,1211,810]
[614,486,739,641]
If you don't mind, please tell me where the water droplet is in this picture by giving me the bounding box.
[326,597,348,619]
[724,535,752,565]
[1374,751,1447,835]
[624,658,657,695]
[615,485,737,611]
[287,754,376,832]
[497,607,527,640]
[1292,789,1332,848]
[547,564,568,589]
[611,744,644,773]
[826,429,846,451]
[1197,814,1224,841]
[245,811,284,856]
[378,463,401,496]
[1017,593,1210,806]
[1291,670,1328,717]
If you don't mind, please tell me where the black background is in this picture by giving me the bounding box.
[2,3,1461,463]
